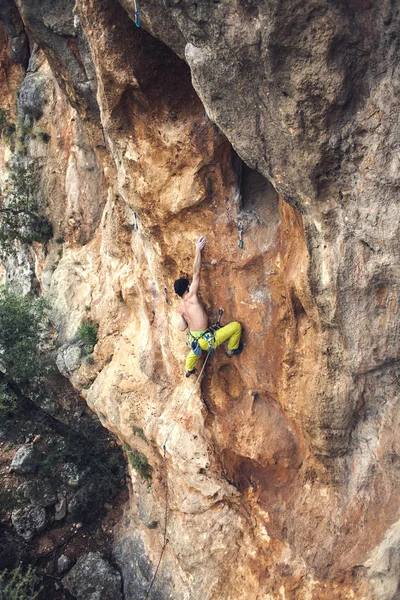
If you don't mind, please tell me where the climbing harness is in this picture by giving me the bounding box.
[185,307,224,356]
[186,329,215,356]
[133,0,141,27]
[144,353,211,599]
[238,221,244,249]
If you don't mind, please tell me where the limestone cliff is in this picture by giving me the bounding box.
[0,0,399,598]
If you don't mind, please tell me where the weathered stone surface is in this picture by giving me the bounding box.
[0,0,28,67]
[60,462,81,488]
[10,444,39,474]
[18,51,53,120]
[57,554,71,574]
[56,343,82,375]
[13,0,99,120]
[54,493,67,521]
[68,483,102,522]
[62,552,123,600]
[18,479,56,507]
[11,505,47,541]
[0,0,399,598]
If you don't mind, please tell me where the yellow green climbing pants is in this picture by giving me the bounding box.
[185,321,242,372]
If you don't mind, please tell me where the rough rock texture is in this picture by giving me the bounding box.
[62,552,123,600]
[11,505,47,541]
[18,479,56,507]
[0,0,399,598]
[10,444,39,474]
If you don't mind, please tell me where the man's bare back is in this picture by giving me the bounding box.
[179,294,208,331]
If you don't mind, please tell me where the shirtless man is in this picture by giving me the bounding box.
[174,236,243,377]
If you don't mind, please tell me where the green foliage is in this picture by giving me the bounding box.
[0,160,52,256]
[132,426,147,443]
[126,447,152,481]
[57,248,63,258]
[55,237,64,244]
[0,110,15,140]
[0,563,42,599]
[37,131,50,143]
[0,286,48,382]
[0,381,18,421]
[77,320,98,353]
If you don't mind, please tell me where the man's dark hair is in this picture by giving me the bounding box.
[174,278,189,297]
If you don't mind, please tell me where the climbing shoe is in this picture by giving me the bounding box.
[226,343,243,357]
[185,368,196,378]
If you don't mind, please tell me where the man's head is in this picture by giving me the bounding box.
[174,278,189,297]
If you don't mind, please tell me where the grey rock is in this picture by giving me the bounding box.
[18,66,51,120]
[4,247,37,296]
[11,506,46,541]
[113,535,165,600]
[18,479,56,507]
[68,483,102,522]
[55,493,67,521]
[60,462,81,487]
[13,0,99,120]
[56,344,82,375]
[57,554,71,574]
[62,552,123,600]
[10,444,39,474]
[0,0,29,67]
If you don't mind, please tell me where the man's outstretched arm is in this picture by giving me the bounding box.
[189,236,206,295]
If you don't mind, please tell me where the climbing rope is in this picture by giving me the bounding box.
[144,352,211,599]
[133,0,141,27]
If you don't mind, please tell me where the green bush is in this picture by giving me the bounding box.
[132,426,147,442]
[0,563,42,599]
[77,320,98,351]
[0,160,52,256]
[0,286,48,382]
[0,382,18,421]
[126,448,152,481]
[37,130,50,143]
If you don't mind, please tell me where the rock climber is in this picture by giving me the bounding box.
[174,236,243,377]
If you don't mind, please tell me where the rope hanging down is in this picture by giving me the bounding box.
[144,352,211,599]
[133,0,141,27]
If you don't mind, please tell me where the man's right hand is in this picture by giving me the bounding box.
[195,236,206,251]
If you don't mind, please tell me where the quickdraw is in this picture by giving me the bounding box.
[133,0,140,27]
[238,221,244,249]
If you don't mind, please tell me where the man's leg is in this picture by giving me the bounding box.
[185,349,199,374]
[214,321,242,351]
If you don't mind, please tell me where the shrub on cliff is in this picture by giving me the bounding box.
[0,160,52,257]
[0,563,42,599]
[0,381,18,421]
[0,286,47,382]
[77,319,98,354]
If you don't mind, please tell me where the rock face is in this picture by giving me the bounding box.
[10,444,39,474]
[18,479,56,507]
[0,0,399,599]
[62,552,123,600]
[11,505,47,541]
